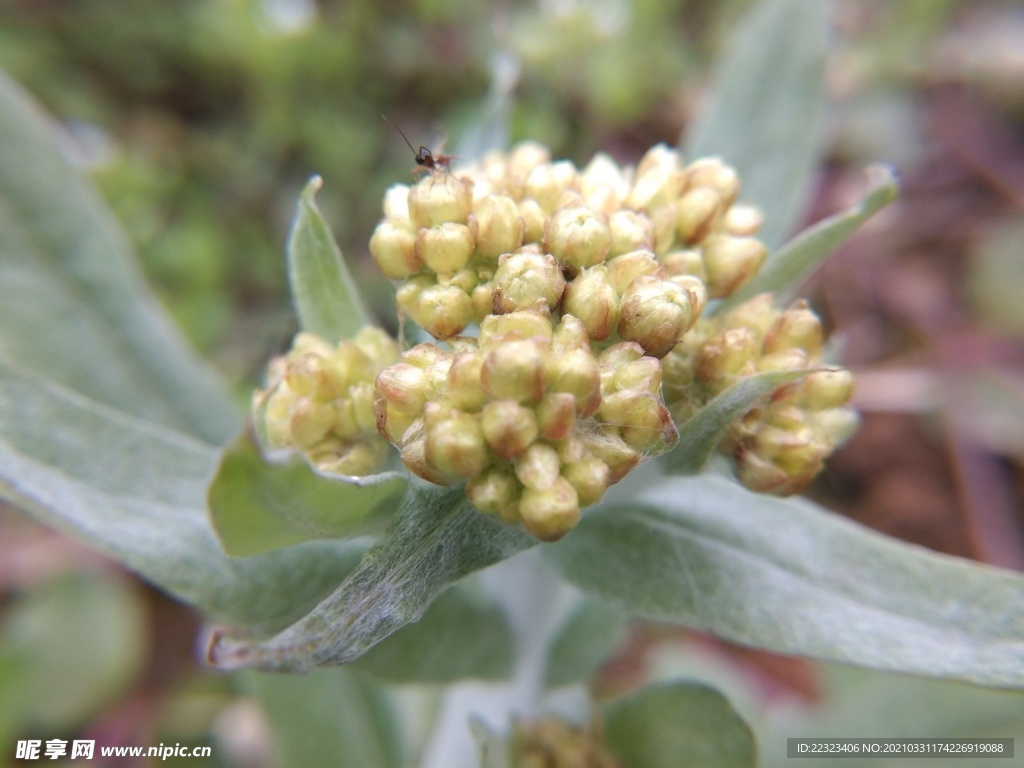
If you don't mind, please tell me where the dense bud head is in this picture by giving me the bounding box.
[472,195,525,260]
[616,276,693,359]
[408,174,473,229]
[478,310,553,349]
[763,300,824,356]
[525,160,582,214]
[424,404,489,478]
[466,466,521,516]
[606,250,661,294]
[676,186,724,244]
[492,250,566,314]
[542,205,612,274]
[309,438,390,477]
[396,277,474,339]
[481,399,539,458]
[514,441,561,491]
[612,356,663,394]
[519,477,580,541]
[722,293,780,340]
[580,431,640,483]
[415,222,475,274]
[285,352,343,401]
[289,398,335,448]
[608,210,655,255]
[517,198,547,244]
[375,362,429,415]
[685,157,741,206]
[535,392,577,440]
[561,456,610,507]
[400,421,455,485]
[702,234,767,299]
[724,203,765,236]
[757,348,809,372]
[370,221,420,278]
[563,266,618,341]
[481,338,547,403]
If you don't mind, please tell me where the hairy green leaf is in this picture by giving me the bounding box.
[666,369,810,474]
[547,473,1024,688]
[208,431,406,557]
[288,175,371,343]
[0,70,237,444]
[721,165,899,311]
[544,598,628,689]
[250,668,403,768]
[0,356,359,629]
[685,0,832,250]
[605,682,756,768]
[209,483,535,672]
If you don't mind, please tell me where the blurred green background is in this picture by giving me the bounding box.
[1,0,1023,765]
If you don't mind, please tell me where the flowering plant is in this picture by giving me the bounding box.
[2,1,1023,765]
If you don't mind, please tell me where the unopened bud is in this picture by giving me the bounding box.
[481,338,547,403]
[659,249,706,280]
[515,441,562,491]
[370,221,419,278]
[763,301,823,356]
[396,277,474,339]
[609,210,655,256]
[616,276,693,359]
[552,314,591,354]
[446,351,487,411]
[535,392,577,440]
[676,186,723,244]
[671,274,707,320]
[478,310,553,349]
[518,198,546,244]
[542,205,612,275]
[702,234,766,299]
[382,184,411,221]
[697,328,759,382]
[472,195,525,260]
[424,404,489,478]
[606,250,661,295]
[290,398,334,448]
[400,421,455,485]
[525,160,581,214]
[561,456,610,507]
[685,158,740,207]
[580,430,640,483]
[627,144,686,210]
[519,477,580,541]
[466,466,521,516]
[801,369,854,411]
[492,250,566,314]
[563,266,618,341]
[722,293,779,340]
[481,400,539,458]
[408,174,473,229]
[724,204,764,236]
[545,348,602,417]
[415,222,475,273]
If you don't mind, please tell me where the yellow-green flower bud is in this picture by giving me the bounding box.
[514,441,561,491]
[563,266,618,341]
[396,276,474,339]
[492,250,566,314]
[309,438,390,478]
[580,430,640,483]
[525,160,581,214]
[481,399,539,458]
[519,477,580,541]
[552,313,590,353]
[757,348,809,373]
[370,221,419,279]
[415,222,475,274]
[616,276,693,359]
[722,293,779,340]
[446,351,488,411]
[627,144,686,211]
[518,198,546,244]
[685,157,740,207]
[424,402,489,478]
[702,234,767,299]
[671,274,708,319]
[813,406,859,445]
[535,392,576,440]
[481,338,547,403]
[382,183,411,221]
[545,348,602,418]
[581,153,629,214]
[284,352,343,401]
[606,249,661,294]
[676,186,724,244]
[724,203,764,236]
[400,420,455,486]
[697,327,760,383]
[608,210,655,256]
[408,174,473,229]
[472,195,525,260]
[466,466,521,517]
[561,456,610,507]
[763,300,823,356]
[801,369,854,411]
[478,310,553,349]
[660,249,706,279]
[289,398,335,448]
[542,205,612,275]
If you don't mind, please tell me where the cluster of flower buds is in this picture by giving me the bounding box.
[663,294,858,495]
[254,327,400,477]
[373,310,677,540]
[369,142,766,355]
[509,717,619,768]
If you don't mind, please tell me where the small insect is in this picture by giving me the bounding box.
[381,114,454,177]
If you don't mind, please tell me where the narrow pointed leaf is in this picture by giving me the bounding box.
[0,356,359,629]
[666,369,811,474]
[546,473,1024,688]
[685,0,832,250]
[208,431,407,557]
[209,483,535,672]
[249,668,403,768]
[288,176,371,343]
[720,165,899,312]
[605,682,756,768]
[0,70,237,444]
